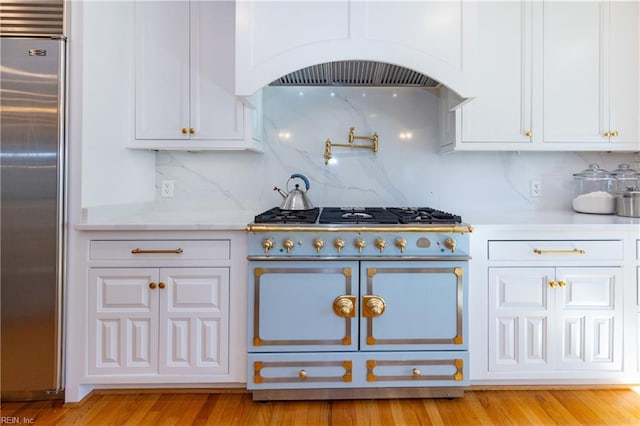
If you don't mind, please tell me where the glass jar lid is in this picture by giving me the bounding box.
[573,163,613,178]
[611,163,640,178]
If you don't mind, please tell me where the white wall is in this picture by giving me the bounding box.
[155,86,636,217]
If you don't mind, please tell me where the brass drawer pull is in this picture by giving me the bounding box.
[131,248,184,254]
[533,248,585,255]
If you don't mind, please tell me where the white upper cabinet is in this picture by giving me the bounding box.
[235,0,474,99]
[134,1,263,151]
[443,0,639,152]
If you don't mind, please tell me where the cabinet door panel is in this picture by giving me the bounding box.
[488,268,553,372]
[135,1,190,139]
[190,1,244,140]
[555,267,622,370]
[159,268,230,374]
[88,268,159,375]
[543,1,603,143]
[460,1,532,143]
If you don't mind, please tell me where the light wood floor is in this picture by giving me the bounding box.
[2,388,640,425]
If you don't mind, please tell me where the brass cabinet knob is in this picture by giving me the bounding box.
[395,237,407,253]
[189,128,195,134]
[611,130,619,137]
[549,281,558,288]
[282,239,295,253]
[149,282,157,289]
[374,238,386,253]
[181,128,187,135]
[558,280,566,287]
[363,295,386,318]
[525,130,533,137]
[334,238,346,253]
[412,368,421,377]
[444,238,456,251]
[158,282,166,289]
[299,370,308,380]
[354,238,366,253]
[262,238,274,254]
[333,295,356,318]
[603,131,611,137]
[313,238,325,253]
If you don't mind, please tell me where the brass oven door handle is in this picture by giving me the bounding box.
[131,248,184,254]
[333,295,356,318]
[362,295,386,318]
[533,248,585,255]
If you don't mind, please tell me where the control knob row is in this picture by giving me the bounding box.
[261,237,456,254]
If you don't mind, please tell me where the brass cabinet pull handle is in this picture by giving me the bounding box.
[131,248,184,254]
[533,248,585,255]
[149,282,157,289]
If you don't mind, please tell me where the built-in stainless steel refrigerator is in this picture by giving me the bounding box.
[1,36,66,401]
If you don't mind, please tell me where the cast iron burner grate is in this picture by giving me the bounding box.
[319,207,399,224]
[386,207,462,224]
[254,207,320,224]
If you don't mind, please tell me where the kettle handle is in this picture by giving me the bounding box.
[289,173,310,190]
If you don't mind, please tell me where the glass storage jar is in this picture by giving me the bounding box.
[572,163,615,214]
[611,163,640,193]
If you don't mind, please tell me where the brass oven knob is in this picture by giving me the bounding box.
[354,238,366,253]
[374,238,386,253]
[412,368,421,377]
[313,238,325,253]
[262,238,274,254]
[283,239,295,253]
[334,238,345,253]
[395,237,407,253]
[444,238,456,251]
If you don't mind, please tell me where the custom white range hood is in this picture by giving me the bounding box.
[235,0,475,105]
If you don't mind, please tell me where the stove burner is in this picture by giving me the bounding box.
[254,207,320,224]
[386,207,462,224]
[319,207,399,224]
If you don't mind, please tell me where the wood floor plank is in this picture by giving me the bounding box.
[2,389,640,425]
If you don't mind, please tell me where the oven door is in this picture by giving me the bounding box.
[248,260,359,352]
[359,260,468,352]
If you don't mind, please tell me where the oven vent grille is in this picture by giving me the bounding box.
[0,0,64,36]
[270,61,440,88]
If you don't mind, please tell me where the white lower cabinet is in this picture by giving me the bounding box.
[88,267,229,376]
[488,267,623,373]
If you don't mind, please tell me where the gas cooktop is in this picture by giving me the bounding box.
[253,207,463,225]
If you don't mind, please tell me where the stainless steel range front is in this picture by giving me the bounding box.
[246,207,472,401]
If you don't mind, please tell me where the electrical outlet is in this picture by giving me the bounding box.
[530,179,542,197]
[161,180,174,198]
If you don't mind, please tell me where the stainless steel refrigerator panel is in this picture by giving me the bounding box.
[1,37,65,401]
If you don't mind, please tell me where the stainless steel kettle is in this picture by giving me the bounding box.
[274,173,314,210]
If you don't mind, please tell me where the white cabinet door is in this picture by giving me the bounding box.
[555,267,622,371]
[159,268,230,375]
[88,268,160,375]
[460,1,534,144]
[135,1,190,140]
[543,0,639,147]
[488,268,553,372]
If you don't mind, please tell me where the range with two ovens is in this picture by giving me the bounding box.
[245,207,472,400]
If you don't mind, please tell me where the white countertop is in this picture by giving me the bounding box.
[74,206,640,232]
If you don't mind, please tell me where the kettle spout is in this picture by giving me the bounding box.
[273,186,288,198]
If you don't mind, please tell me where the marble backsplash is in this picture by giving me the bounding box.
[155,86,637,217]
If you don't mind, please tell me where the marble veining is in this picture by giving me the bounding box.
[154,86,636,219]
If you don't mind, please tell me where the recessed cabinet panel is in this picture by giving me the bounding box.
[496,317,517,365]
[524,316,547,364]
[99,276,154,311]
[128,318,153,367]
[497,273,547,309]
[559,273,614,309]
[561,316,585,364]
[97,319,120,367]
